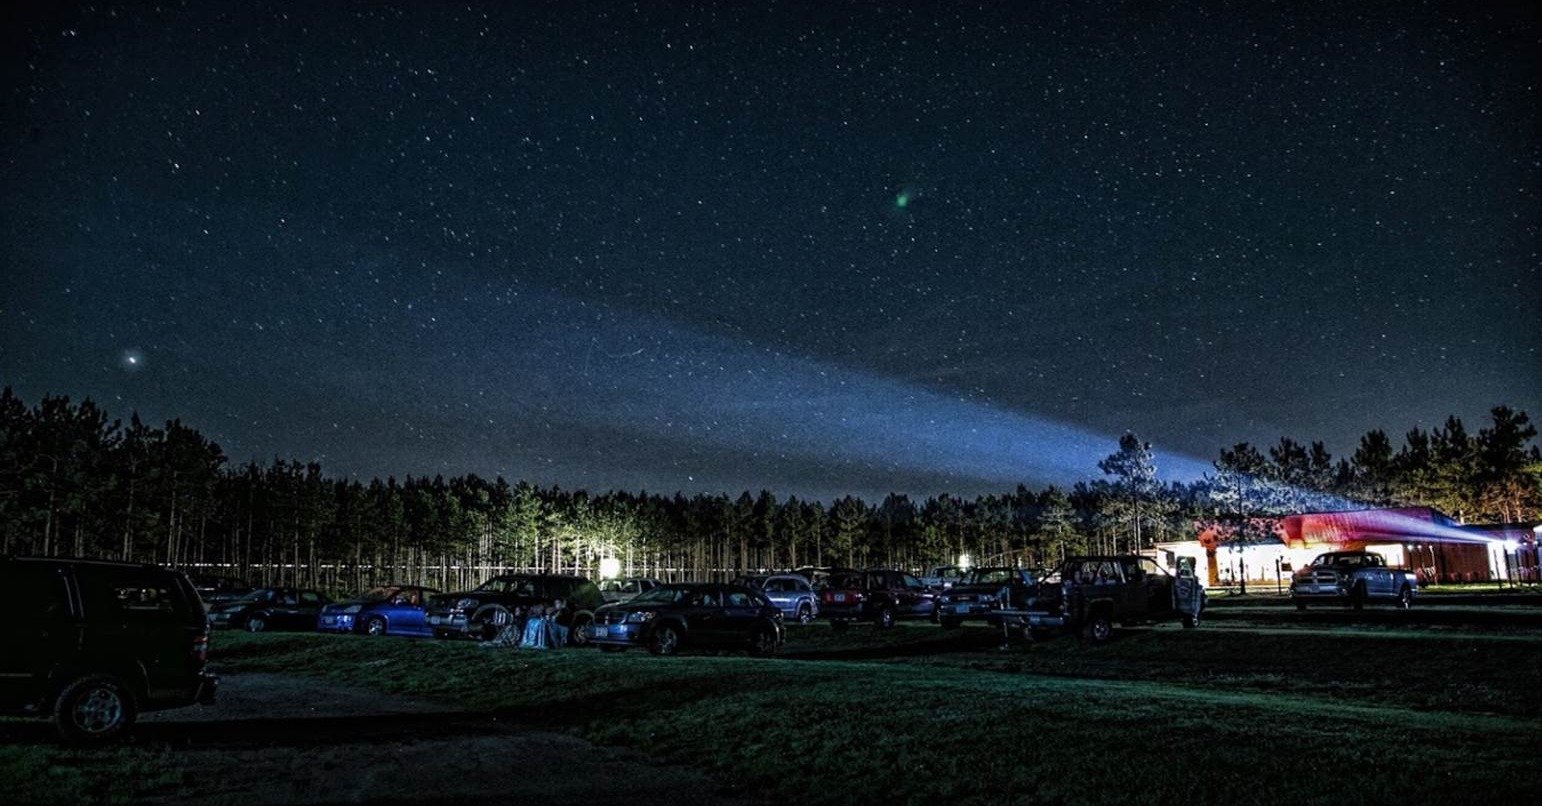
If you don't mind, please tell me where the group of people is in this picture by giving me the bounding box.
[480,599,569,650]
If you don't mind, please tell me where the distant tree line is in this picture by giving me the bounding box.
[1,387,1537,592]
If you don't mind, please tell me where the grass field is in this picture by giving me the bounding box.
[5,604,1542,804]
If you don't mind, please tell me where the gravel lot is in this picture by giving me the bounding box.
[127,671,735,805]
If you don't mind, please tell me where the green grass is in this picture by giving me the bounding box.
[204,625,1542,804]
[6,619,1540,804]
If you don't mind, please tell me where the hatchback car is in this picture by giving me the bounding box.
[587,583,783,656]
[0,556,217,745]
[317,584,439,636]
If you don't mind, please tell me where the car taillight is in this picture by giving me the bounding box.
[193,634,209,664]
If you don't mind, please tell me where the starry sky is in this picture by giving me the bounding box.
[2,1,1537,500]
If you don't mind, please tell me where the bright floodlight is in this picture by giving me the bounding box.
[957,552,972,570]
[599,557,622,579]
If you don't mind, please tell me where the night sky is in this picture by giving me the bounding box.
[2,1,1537,500]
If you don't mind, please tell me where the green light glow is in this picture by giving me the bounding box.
[895,191,909,208]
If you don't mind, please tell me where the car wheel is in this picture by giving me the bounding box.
[1350,583,1366,611]
[1082,613,1113,643]
[748,628,778,657]
[54,674,137,746]
[363,616,387,636]
[939,617,962,629]
[831,619,849,633]
[246,615,267,633]
[796,603,813,624]
[650,625,681,656]
[875,607,895,630]
[1182,612,1201,629]
[470,604,513,641]
[1396,585,1412,610]
[567,614,592,647]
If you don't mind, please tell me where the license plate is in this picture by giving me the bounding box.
[953,604,970,614]
[833,593,846,602]
[428,616,442,625]
[321,616,335,625]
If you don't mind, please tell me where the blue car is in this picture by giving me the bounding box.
[317,585,440,636]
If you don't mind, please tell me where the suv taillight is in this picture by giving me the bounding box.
[193,634,209,664]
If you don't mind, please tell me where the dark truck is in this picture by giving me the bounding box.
[1009,555,1205,642]
[935,567,1038,628]
[1289,550,1418,610]
[425,573,603,643]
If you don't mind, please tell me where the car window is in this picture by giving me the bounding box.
[75,567,196,624]
[902,574,923,589]
[691,590,720,607]
[726,591,754,607]
[6,565,71,620]
[1137,558,1166,578]
[299,591,323,605]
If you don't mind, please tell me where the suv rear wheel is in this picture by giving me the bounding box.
[1082,613,1113,643]
[54,674,137,746]
[875,607,895,630]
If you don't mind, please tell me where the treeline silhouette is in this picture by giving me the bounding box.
[1,388,1536,593]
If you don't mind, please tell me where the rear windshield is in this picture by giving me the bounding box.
[826,573,865,590]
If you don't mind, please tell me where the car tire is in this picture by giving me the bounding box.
[54,674,137,746]
[650,625,681,656]
[567,613,592,647]
[1182,612,1201,629]
[470,604,513,641]
[875,607,895,630]
[1082,613,1113,643]
[748,628,778,657]
[1350,583,1366,611]
[939,617,962,629]
[796,603,813,624]
[364,616,387,636]
[246,615,267,633]
[1396,585,1412,610]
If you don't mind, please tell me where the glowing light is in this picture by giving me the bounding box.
[957,552,972,570]
[895,191,910,208]
[119,348,144,371]
[599,557,622,579]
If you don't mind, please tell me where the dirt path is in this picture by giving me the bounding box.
[129,672,734,805]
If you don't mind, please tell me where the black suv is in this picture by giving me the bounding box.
[0,557,218,744]
[425,574,604,643]
[819,568,939,629]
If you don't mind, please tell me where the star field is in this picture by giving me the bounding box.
[1,1,1537,499]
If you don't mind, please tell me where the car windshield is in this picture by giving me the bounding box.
[235,589,275,604]
[476,577,537,595]
[1312,553,1362,568]
[362,586,403,601]
[827,573,864,590]
[966,568,1016,585]
[630,586,689,604]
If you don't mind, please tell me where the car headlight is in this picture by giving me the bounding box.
[456,598,478,611]
[625,611,656,623]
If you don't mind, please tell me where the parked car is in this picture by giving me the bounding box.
[599,577,662,604]
[1021,555,1205,642]
[188,574,252,605]
[0,556,217,745]
[206,587,331,632]
[919,565,968,590]
[587,583,783,656]
[819,569,939,629]
[1290,551,1418,610]
[317,584,440,636]
[736,574,820,623]
[935,566,1038,628]
[425,574,604,643]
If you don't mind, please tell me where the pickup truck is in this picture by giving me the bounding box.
[1010,555,1205,642]
[1289,551,1417,610]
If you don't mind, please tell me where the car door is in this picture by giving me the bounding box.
[685,588,724,645]
[0,563,76,708]
[392,588,430,634]
[761,578,792,615]
[722,589,763,644]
